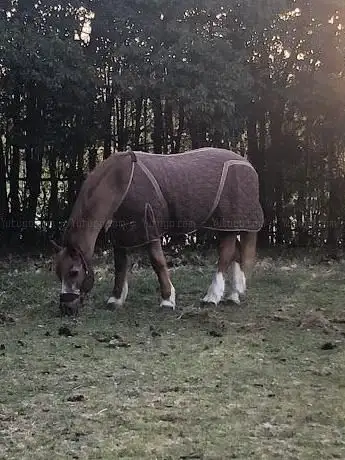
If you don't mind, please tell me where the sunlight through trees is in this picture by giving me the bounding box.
[0,0,344,249]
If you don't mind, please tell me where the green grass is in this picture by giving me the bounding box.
[1,253,345,459]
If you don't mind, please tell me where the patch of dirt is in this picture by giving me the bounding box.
[177,307,227,337]
[255,257,275,270]
[0,312,16,324]
[320,342,337,350]
[208,329,223,337]
[236,322,266,333]
[149,325,162,337]
[67,394,85,402]
[93,332,123,342]
[177,308,211,321]
[92,332,131,347]
[280,264,298,271]
[58,325,77,337]
[108,335,131,348]
[298,310,335,333]
[330,317,345,325]
[271,313,292,322]
[179,454,204,460]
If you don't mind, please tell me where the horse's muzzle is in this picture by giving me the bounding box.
[59,292,81,316]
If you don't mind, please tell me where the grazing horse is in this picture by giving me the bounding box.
[52,147,264,315]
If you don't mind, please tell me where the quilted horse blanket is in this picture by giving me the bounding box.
[109,147,264,248]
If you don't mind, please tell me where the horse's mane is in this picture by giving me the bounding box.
[63,151,135,247]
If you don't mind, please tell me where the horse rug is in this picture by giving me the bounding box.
[109,147,264,248]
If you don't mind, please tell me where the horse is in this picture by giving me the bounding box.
[52,147,264,315]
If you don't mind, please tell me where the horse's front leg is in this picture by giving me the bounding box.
[107,246,129,307]
[147,239,176,309]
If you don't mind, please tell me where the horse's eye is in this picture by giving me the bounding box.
[69,269,79,277]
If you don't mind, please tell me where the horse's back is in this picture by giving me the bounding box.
[134,147,246,168]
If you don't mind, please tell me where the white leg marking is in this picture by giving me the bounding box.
[61,280,80,295]
[229,291,240,305]
[228,262,246,304]
[202,272,225,305]
[107,280,128,307]
[160,282,176,309]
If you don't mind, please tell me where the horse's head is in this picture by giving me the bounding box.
[51,241,94,316]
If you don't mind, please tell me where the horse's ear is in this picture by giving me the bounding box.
[50,240,62,253]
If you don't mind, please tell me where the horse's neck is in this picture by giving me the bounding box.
[64,154,134,259]
[64,221,101,261]
[65,204,113,260]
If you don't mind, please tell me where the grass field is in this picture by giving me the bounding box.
[1,250,345,459]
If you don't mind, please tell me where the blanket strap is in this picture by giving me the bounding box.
[126,146,137,163]
[137,159,167,208]
[202,159,255,226]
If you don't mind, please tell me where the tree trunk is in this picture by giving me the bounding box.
[103,84,112,158]
[23,89,43,235]
[163,99,173,154]
[247,112,269,247]
[174,101,184,153]
[116,97,126,151]
[48,148,59,238]
[190,118,206,149]
[133,97,143,149]
[66,149,78,217]
[0,135,9,220]
[269,101,285,246]
[88,146,97,171]
[143,98,148,151]
[326,133,340,249]
[152,94,163,153]
[9,145,20,221]
[274,174,284,246]
[328,177,340,249]
[76,133,85,191]
[295,121,311,247]
[24,148,42,226]
[8,90,21,226]
[212,130,223,148]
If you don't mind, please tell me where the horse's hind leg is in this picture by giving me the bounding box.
[107,246,129,307]
[147,239,176,309]
[228,231,257,304]
[202,232,237,306]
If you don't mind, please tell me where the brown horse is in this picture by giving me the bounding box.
[52,147,264,315]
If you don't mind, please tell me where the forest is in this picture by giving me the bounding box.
[0,0,345,251]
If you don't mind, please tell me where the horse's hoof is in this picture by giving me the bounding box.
[106,297,124,308]
[160,299,176,310]
[160,285,176,309]
[201,301,219,308]
[201,294,222,306]
[227,292,241,305]
[200,299,219,308]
